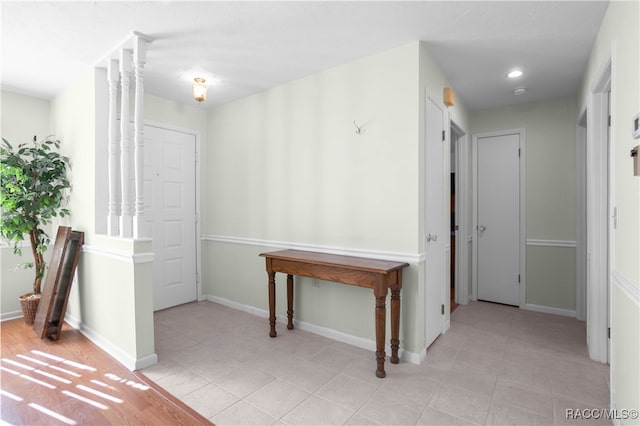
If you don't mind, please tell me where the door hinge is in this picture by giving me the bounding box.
[518,274,521,283]
[518,148,521,157]
[608,327,611,339]
[441,304,445,315]
[442,130,445,141]
[608,115,612,127]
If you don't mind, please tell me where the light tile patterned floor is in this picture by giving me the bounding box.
[142,301,611,425]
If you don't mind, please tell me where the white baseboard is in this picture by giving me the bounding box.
[1,311,156,370]
[1,310,23,322]
[523,303,577,318]
[65,314,157,371]
[206,294,423,365]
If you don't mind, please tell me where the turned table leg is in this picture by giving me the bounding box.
[390,282,401,364]
[287,274,294,330]
[374,286,387,378]
[268,271,277,337]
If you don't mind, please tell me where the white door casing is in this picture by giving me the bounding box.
[576,108,587,322]
[473,129,525,307]
[425,94,447,349]
[586,56,612,364]
[451,121,469,305]
[143,125,198,311]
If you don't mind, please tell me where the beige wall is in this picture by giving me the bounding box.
[205,43,420,252]
[0,91,52,316]
[203,41,472,355]
[0,91,51,142]
[578,1,640,420]
[470,96,578,311]
[204,42,427,353]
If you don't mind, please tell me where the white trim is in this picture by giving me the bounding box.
[202,234,423,264]
[82,244,154,264]
[576,107,588,322]
[525,239,577,248]
[610,403,622,426]
[451,119,470,305]
[1,310,24,322]
[472,128,526,308]
[586,50,613,364]
[206,294,424,365]
[611,271,640,307]
[65,314,157,371]
[523,303,577,318]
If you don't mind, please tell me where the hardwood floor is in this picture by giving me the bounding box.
[0,318,212,425]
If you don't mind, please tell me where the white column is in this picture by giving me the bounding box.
[133,37,147,239]
[107,59,120,236]
[119,49,133,238]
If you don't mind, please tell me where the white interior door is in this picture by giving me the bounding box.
[476,132,521,306]
[144,125,197,311]
[425,96,446,348]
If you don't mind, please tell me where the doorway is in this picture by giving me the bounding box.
[472,129,525,307]
[424,93,447,349]
[450,122,468,311]
[142,124,199,311]
[586,59,612,363]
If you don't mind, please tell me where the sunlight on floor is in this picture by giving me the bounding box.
[0,348,149,425]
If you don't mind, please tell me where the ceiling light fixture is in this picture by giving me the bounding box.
[192,77,207,103]
[514,87,527,96]
[507,69,523,79]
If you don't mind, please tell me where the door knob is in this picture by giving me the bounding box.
[479,225,487,232]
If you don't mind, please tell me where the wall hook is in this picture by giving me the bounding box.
[353,120,362,135]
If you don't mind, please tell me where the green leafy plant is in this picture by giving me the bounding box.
[1,135,71,297]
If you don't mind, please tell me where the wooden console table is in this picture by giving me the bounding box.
[259,249,409,378]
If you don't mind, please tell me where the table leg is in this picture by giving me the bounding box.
[268,271,277,337]
[390,282,401,364]
[374,287,387,378]
[287,274,294,330]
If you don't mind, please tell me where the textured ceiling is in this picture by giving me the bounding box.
[1,1,609,111]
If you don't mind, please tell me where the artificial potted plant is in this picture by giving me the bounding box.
[0,136,71,324]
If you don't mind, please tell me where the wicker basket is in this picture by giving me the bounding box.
[19,295,40,325]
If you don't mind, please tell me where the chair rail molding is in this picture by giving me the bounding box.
[611,270,639,307]
[525,239,577,248]
[202,234,424,264]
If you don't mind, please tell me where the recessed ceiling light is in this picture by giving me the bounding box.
[507,70,523,79]
[514,87,527,96]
